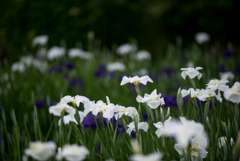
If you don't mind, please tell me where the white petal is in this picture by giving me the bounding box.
[120,76,130,86]
[136,95,144,103]
[147,100,160,109]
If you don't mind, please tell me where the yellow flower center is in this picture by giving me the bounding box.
[134,81,140,87]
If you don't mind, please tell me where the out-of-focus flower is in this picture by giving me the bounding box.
[135,50,151,61]
[126,122,149,135]
[224,49,234,58]
[35,100,46,109]
[24,141,56,161]
[116,44,137,55]
[163,67,174,77]
[68,48,93,60]
[131,139,142,154]
[95,64,107,78]
[187,61,194,67]
[162,117,206,147]
[20,55,34,66]
[162,95,178,107]
[153,117,172,138]
[218,136,234,148]
[105,159,115,161]
[14,55,48,73]
[49,102,76,116]
[47,46,65,60]
[136,89,165,109]
[114,105,139,120]
[65,61,75,70]
[32,35,49,47]
[37,47,47,58]
[180,67,203,80]
[107,62,126,72]
[0,102,3,112]
[195,32,210,44]
[69,78,84,89]
[56,144,89,161]
[220,71,234,80]
[11,62,25,73]
[130,152,163,161]
[68,48,85,57]
[137,68,149,76]
[224,82,240,103]
[120,75,153,86]
[174,132,208,161]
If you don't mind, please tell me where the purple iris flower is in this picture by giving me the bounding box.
[162,95,177,107]
[131,131,136,138]
[164,67,174,76]
[95,64,107,78]
[35,100,46,109]
[109,72,116,78]
[0,102,3,112]
[235,66,240,75]
[65,61,75,70]
[142,113,148,121]
[70,78,84,89]
[63,73,69,79]
[83,114,98,129]
[54,65,62,73]
[217,65,226,73]
[131,83,143,93]
[224,49,234,58]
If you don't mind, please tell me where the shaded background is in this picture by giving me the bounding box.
[0,0,239,64]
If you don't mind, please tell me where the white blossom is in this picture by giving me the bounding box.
[91,100,116,120]
[56,144,89,161]
[116,44,137,55]
[107,62,126,72]
[220,71,234,80]
[120,75,153,86]
[162,117,206,147]
[68,48,93,60]
[206,79,229,92]
[130,152,163,161]
[47,46,65,60]
[126,122,149,135]
[174,132,208,161]
[153,117,172,138]
[11,62,25,73]
[136,89,165,109]
[218,136,234,148]
[60,95,89,107]
[49,102,76,116]
[24,141,56,161]
[114,105,139,120]
[32,35,49,46]
[180,67,203,80]
[58,114,77,125]
[195,32,210,44]
[135,50,151,61]
[224,82,240,103]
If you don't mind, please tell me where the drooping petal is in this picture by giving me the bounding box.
[120,76,130,86]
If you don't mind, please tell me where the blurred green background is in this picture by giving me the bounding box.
[0,0,239,64]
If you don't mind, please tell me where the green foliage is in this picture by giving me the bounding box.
[0,39,240,161]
